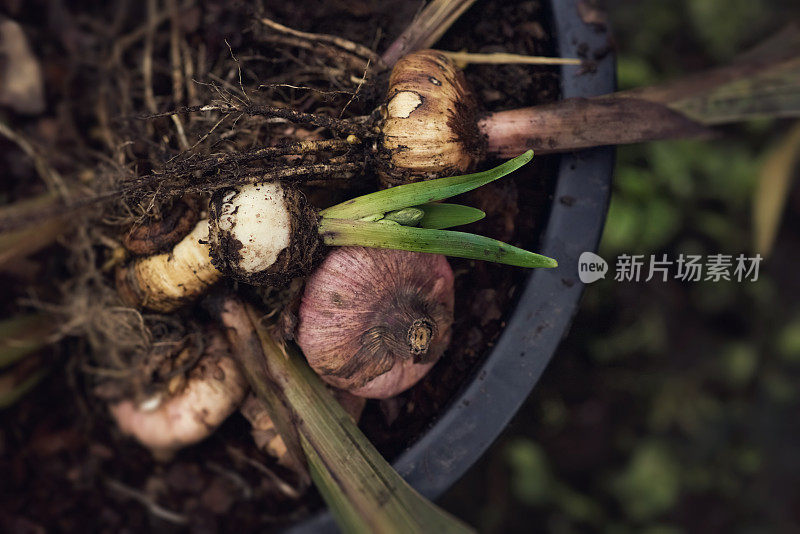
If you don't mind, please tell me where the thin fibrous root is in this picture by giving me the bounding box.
[258,16,385,70]
[141,104,372,137]
[259,33,374,76]
[183,161,363,194]
[165,138,354,175]
[0,156,364,235]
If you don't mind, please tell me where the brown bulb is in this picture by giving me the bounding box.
[379,49,486,187]
[122,196,200,256]
[295,247,454,398]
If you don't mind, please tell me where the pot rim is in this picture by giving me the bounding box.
[392,0,616,499]
[289,0,615,530]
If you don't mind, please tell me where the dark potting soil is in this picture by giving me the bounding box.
[0,0,561,531]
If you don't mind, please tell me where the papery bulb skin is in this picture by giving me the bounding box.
[296,247,454,398]
[379,49,485,187]
[208,181,322,286]
[123,195,200,256]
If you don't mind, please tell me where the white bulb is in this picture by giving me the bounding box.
[213,182,292,275]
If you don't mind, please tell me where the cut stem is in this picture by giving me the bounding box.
[482,27,800,157]
[381,0,478,67]
[480,98,712,157]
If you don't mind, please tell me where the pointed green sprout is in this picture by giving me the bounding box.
[383,207,426,226]
[360,204,485,229]
[318,151,557,268]
[321,150,533,220]
[416,203,485,229]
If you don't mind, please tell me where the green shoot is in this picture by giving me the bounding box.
[319,219,557,268]
[416,203,485,229]
[315,152,556,269]
[383,207,426,226]
[320,150,533,220]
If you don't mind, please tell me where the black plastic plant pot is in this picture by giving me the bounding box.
[291,1,615,531]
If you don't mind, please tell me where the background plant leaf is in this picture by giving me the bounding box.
[0,194,68,270]
[752,121,800,257]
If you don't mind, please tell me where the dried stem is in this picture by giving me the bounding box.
[381,0,478,67]
[481,29,800,156]
[142,0,158,116]
[212,296,473,533]
[213,297,310,488]
[438,50,582,66]
[479,98,713,157]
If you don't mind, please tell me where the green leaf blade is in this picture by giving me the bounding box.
[670,58,800,125]
[417,203,486,229]
[320,151,533,220]
[220,300,475,534]
[319,219,557,268]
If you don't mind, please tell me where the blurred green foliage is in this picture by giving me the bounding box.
[610,442,680,521]
[442,0,800,531]
[686,0,768,61]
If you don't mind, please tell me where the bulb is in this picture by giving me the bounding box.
[208,181,322,286]
[109,332,247,460]
[116,220,222,312]
[296,246,454,398]
[123,195,200,255]
[379,49,485,186]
